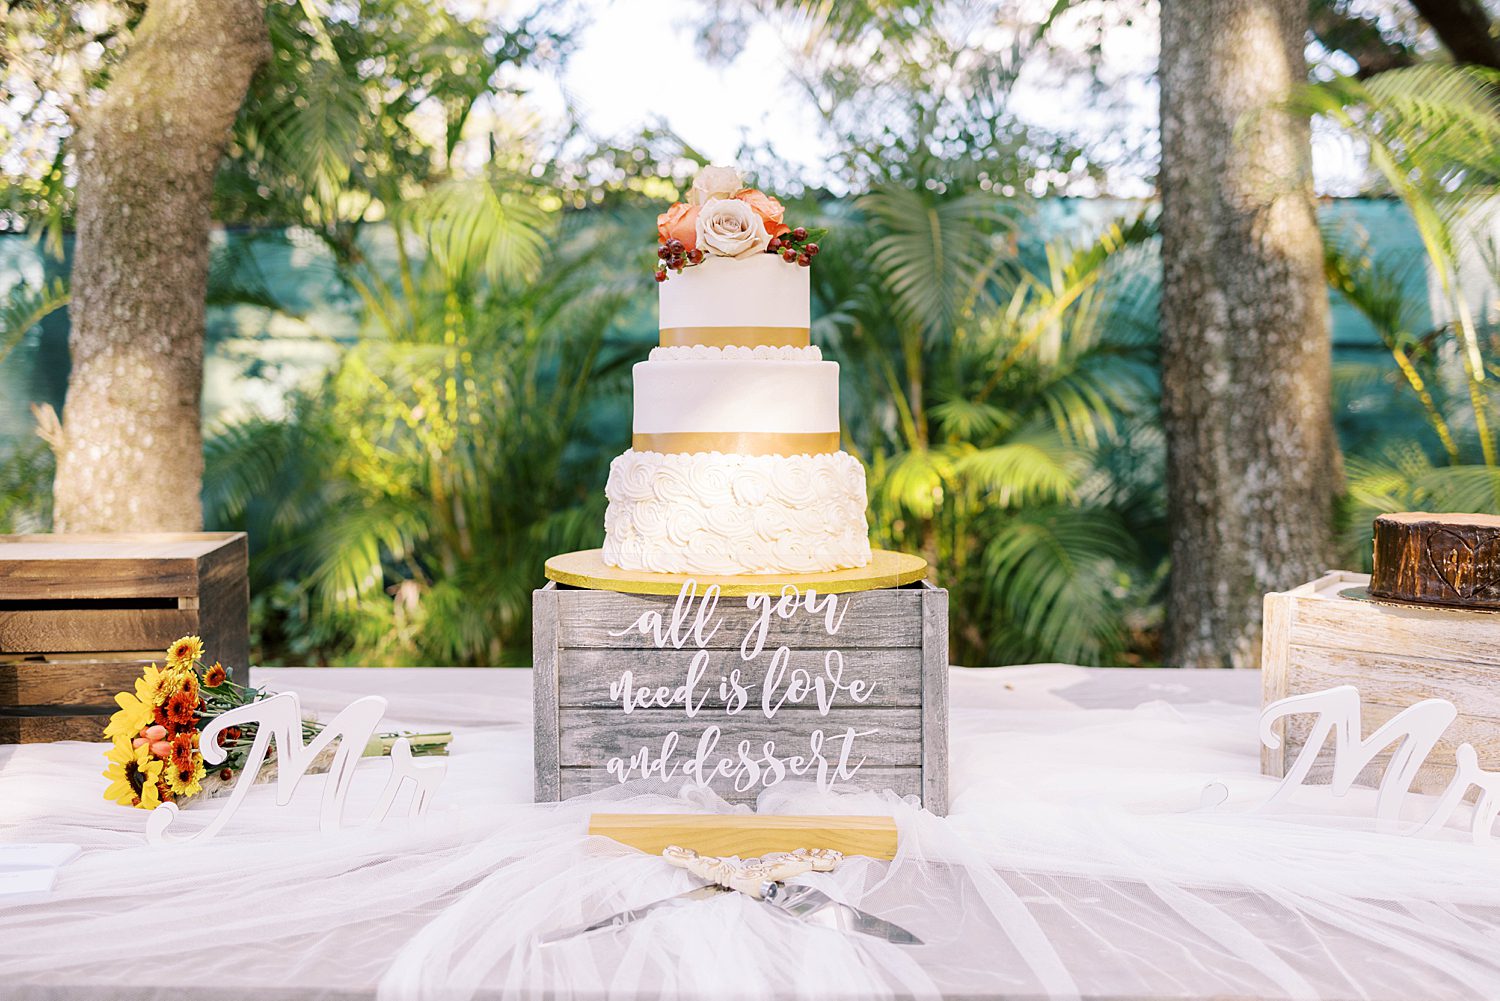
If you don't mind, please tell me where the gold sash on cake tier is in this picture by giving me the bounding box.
[658,326,810,349]
[632,431,839,456]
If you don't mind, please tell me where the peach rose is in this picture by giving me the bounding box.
[733,188,789,238]
[689,165,742,205]
[657,202,700,252]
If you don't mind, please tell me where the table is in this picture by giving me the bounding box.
[2,665,1498,1001]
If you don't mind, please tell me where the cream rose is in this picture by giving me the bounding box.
[695,197,771,258]
[689,165,742,205]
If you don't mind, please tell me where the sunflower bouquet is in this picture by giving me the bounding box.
[102,636,450,811]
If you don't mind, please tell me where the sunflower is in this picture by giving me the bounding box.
[102,663,165,742]
[202,661,227,688]
[166,635,204,670]
[102,738,165,810]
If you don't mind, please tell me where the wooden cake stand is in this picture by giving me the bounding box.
[544,548,928,596]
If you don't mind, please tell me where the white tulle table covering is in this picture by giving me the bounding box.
[3,665,1500,1001]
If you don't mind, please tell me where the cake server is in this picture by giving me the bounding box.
[759,881,921,944]
[536,883,726,946]
[538,846,920,946]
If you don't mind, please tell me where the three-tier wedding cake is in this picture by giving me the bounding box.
[601,166,873,576]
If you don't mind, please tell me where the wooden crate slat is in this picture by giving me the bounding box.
[534,585,562,802]
[0,658,153,706]
[194,534,251,673]
[0,532,243,555]
[920,585,950,815]
[1284,645,1500,720]
[1284,589,1500,668]
[557,706,923,767]
[557,646,924,709]
[0,709,113,743]
[0,561,199,600]
[559,765,924,800]
[554,587,924,649]
[0,607,201,655]
[0,532,245,600]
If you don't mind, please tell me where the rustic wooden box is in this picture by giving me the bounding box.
[533,580,949,813]
[0,532,249,743]
[1262,569,1500,792]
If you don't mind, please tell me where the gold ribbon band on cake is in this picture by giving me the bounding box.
[658,326,811,349]
[632,431,839,456]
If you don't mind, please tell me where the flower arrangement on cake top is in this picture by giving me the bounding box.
[655,165,826,281]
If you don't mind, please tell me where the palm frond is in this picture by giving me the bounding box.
[0,278,69,366]
[873,447,956,520]
[860,184,1017,341]
[979,507,1138,664]
[952,425,1086,506]
[407,177,553,286]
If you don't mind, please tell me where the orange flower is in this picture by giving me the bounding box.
[657,202,700,251]
[169,733,195,771]
[733,188,790,238]
[203,662,227,688]
[164,687,198,728]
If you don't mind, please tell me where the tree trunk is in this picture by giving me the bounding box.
[51,0,269,532]
[1158,0,1337,669]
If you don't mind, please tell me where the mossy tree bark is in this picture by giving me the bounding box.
[1159,0,1337,669]
[51,0,269,532]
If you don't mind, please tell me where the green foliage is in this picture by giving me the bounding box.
[1305,66,1500,563]
[0,277,68,367]
[0,437,53,534]
[0,1,146,246]
[216,1,565,255]
[812,167,1163,665]
[206,200,631,665]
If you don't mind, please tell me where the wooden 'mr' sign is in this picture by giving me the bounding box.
[533,580,949,813]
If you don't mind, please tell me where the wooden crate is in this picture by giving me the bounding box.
[1262,569,1500,792]
[534,580,949,814]
[0,532,249,743]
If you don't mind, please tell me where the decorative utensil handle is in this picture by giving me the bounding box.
[662,845,843,899]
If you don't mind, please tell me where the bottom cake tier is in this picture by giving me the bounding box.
[602,449,873,575]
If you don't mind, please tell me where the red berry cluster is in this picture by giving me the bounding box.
[654,238,704,282]
[769,226,820,267]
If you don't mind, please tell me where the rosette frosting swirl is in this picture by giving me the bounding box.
[602,449,872,575]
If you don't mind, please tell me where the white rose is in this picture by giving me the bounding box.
[695,197,771,259]
[689,165,742,205]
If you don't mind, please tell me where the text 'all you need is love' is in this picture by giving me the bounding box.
[604,582,880,793]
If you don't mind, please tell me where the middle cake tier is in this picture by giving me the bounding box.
[631,356,840,456]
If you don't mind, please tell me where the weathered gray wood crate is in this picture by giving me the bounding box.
[534,580,949,813]
[1262,569,1500,793]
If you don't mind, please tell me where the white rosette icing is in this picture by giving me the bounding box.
[648,345,823,362]
[602,449,873,575]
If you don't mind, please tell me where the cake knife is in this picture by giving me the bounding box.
[537,846,920,946]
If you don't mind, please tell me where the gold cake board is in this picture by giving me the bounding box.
[544,548,928,596]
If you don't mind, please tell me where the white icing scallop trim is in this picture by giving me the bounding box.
[602,448,873,575]
[648,345,823,362]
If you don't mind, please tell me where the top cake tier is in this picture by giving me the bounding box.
[658,254,810,349]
